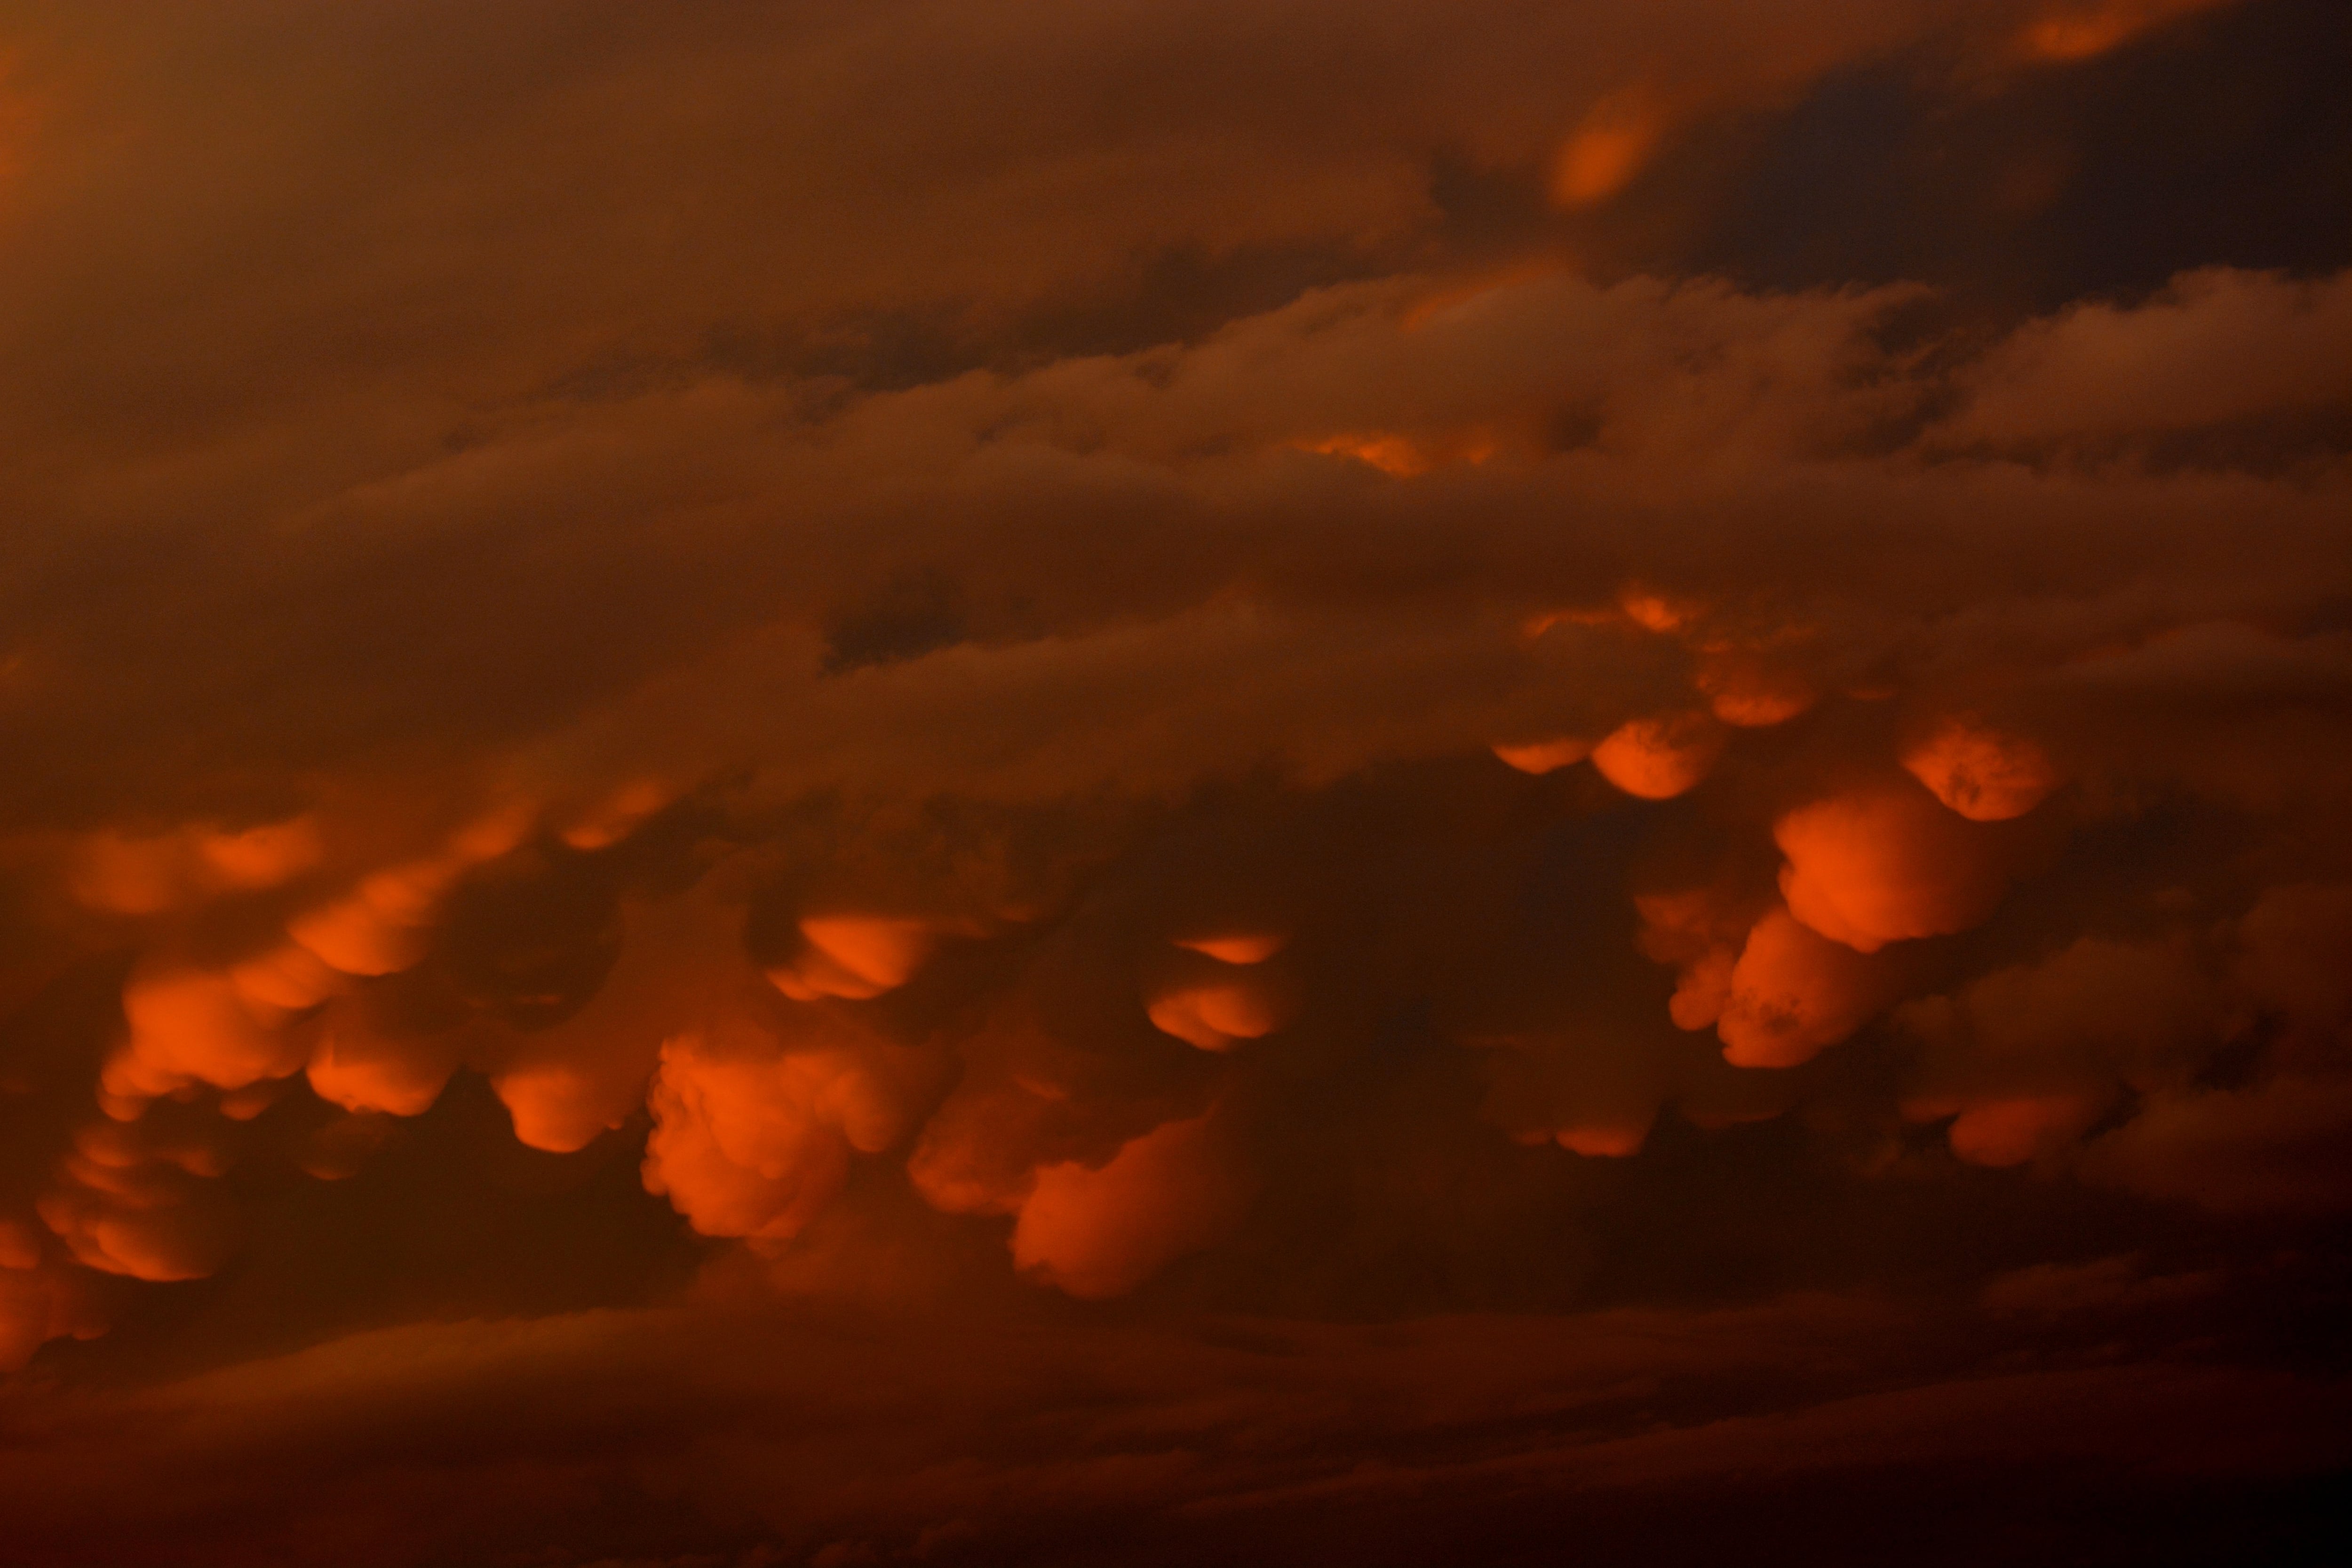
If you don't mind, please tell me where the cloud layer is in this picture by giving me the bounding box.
[2,2,2348,1562]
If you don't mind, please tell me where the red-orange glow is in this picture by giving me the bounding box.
[1698,659,1815,727]
[1010,1111,1248,1298]
[490,887,764,1154]
[1518,605,1620,641]
[2018,0,2232,62]
[1296,429,1500,477]
[1556,1119,1651,1157]
[286,891,432,976]
[641,1035,900,1241]
[1491,736,1592,775]
[556,780,674,850]
[1946,1093,2108,1167]
[307,1027,454,1118]
[1668,945,1737,1030]
[104,967,306,1103]
[1590,712,1726,800]
[1716,905,1888,1067]
[1146,978,1285,1051]
[1549,88,1663,208]
[1900,716,2060,821]
[196,817,324,887]
[1171,931,1287,964]
[1636,888,1749,1031]
[767,914,936,1001]
[36,1122,236,1282]
[69,815,321,913]
[0,7,2343,1548]
[1774,783,2010,953]
[283,814,527,978]
[0,1255,101,1372]
[228,942,343,1014]
[492,1061,627,1154]
[1617,589,1689,634]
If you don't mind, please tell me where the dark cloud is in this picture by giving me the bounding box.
[3,2,2350,1562]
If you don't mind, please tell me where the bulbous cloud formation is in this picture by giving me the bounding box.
[2,0,2350,1559]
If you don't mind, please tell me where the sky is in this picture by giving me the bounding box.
[1,2,2349,1563]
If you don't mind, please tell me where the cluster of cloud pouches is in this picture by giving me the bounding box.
[4,31,2352,1547]
[7,247,2348,1364]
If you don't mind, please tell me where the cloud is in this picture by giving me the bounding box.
[1775,782,2018,954]
[0,1286,2343,1564]
[0,6,2345,1559]
[3,251,2345,1357]
[1010,1109,1252,1298]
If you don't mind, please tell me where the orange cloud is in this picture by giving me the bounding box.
[1945,1092,2112,1167]
[1145,978,1286,1052]
[1775,783,2012,953]
[1009,1110,1249,1299]
[1549,88,1663,208]
[0,1250,102,1372]
[1590,712,1726,800]
[2017,0,2238,63]
[1716,905,1891,1068]
[1555,1116,1653,1158]
[767,914,938,1002]
[307,1023,458,1119]
[1636,887,1755,1033]
[1295,428,1500,477]
[642,1030,905,1242]
[1492,736,1593,775]
[36,1120,239,1282]
[227,942,344,1015]
[103,966,308,1105]
[285,807,535,979]
[488,880,770,1154]
[1900,716,2059,821]
[1170,931,1287,965]
[555,779,675,850]
[1696,658,1815,728]
[69,815,322,914]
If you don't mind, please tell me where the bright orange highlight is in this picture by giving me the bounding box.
[1716,906,1887,1067]
[1010,1111,1249,1298]
[307,1027,454,1118]
[1147,979,1285,1052]
[1774,784,2010,953]
[768,915,936,1002]
[1617,589,1688,633]
[1900,716,2059,821]
[558,780,674,850]
[1172,931,1287,964]
[1590,712,1726,800]
[1549,89,1663,208]
[1556,1119,1650,1158]
[1298,429,1500,477]
[104,967,307,1103]
[1492,736,1592,775]
[1698,660,1815,728]
[642,1036,900,1242]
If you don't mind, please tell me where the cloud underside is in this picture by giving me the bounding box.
[1,2,2349,1560]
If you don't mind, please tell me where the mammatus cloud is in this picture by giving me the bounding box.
[7,253,2341,1337]
[0,2,2345,1562]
